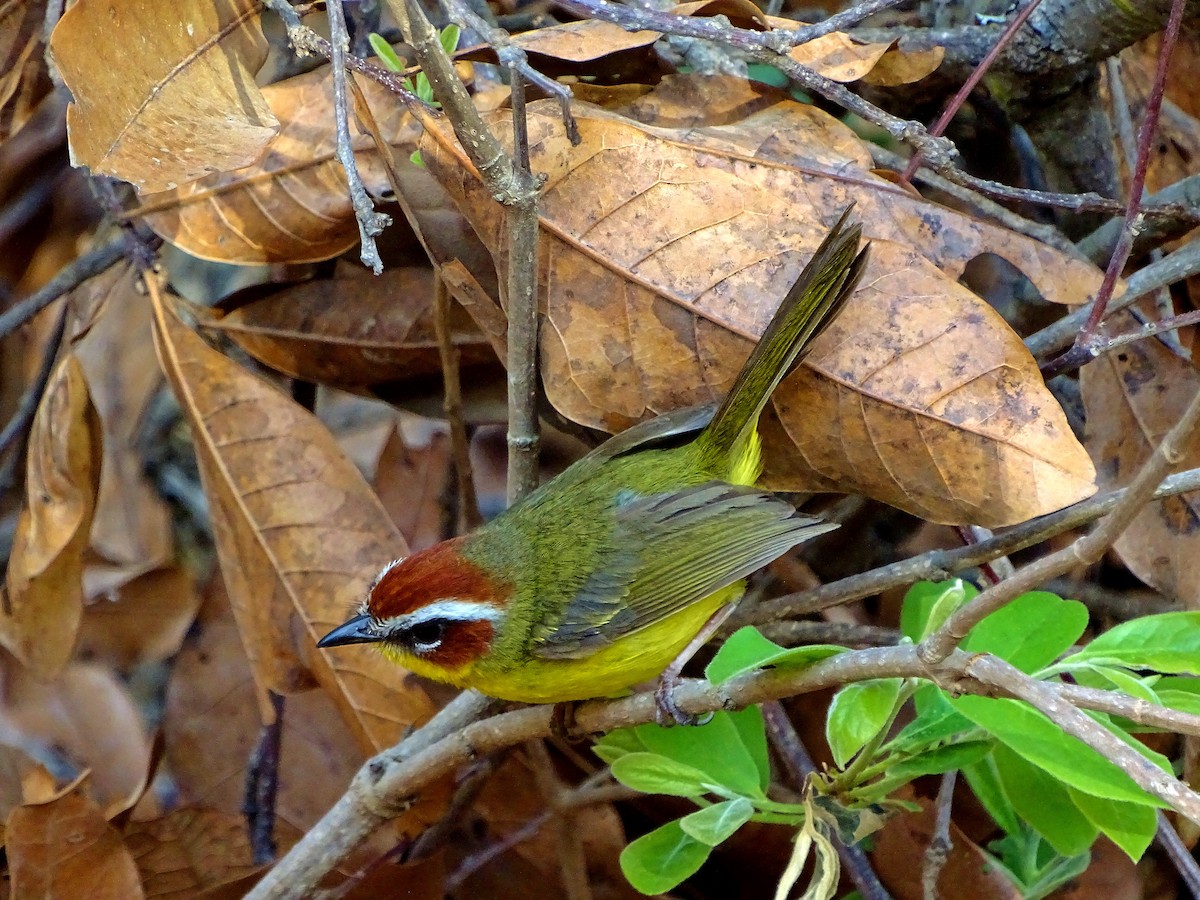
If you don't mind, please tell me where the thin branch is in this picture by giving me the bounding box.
[1155,810,1200,896]
[243,692,285,865]
[0,299,69,464]
[249,644,1200,897]
[527,741,592,900]
[921,771,956,900]
[734,465,1200,628]
[920,379,1200,663]
[0,235,124,340]
[432,274,482,531]
[325,0,391,274]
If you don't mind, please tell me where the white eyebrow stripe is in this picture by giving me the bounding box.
[379,600,505,632]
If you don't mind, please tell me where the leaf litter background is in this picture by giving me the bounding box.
[0,0,1196,896]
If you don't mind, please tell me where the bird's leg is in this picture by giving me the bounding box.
[655,601,738,726]
[550,701,588,743]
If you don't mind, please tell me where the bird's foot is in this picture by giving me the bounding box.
[654,675,713,727]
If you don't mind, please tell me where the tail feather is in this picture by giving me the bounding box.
[698,208,868,461]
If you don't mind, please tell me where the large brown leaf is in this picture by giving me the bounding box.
[125,808,262,897]
[149,282,435,752]
[49,0,276,192]
[1,353,101,677]
[6,787,144,899]
[1082,313,1200,609]
[418,98,1099,526]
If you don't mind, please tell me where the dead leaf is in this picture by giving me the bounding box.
[0,0,51,142]
[7,787,144,899]
[1,353,102,677]
[202,263,498,393]
[124,808,262,896]
[138,63,419,264]
[149,282,436,752]
[618,74,782,128]
[1081,314,1200,609]
[78,566,202,669]
[0,660,152,813]
[49,0,277,192]
[71,262,175,597]
[419,97,1099,525]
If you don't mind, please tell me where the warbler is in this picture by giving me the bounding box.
[319,212,867,723]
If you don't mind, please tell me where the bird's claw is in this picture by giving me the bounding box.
[550,701,588,743]
[654,675,712,727]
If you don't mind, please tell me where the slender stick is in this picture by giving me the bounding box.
[432,274,482,530]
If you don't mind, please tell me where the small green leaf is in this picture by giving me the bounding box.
[952,696,1164,807]
[409,150,425,168]
[611,753,714,797]
[887,686,973,752]
[705,626,844,683]
[728,706,770,791]
[900,579,976,641]
[592,727,647,765]
[888,739,993,779]
[1067,788,1156,861]
[1068,611,1200,673]
[439,23,461,55]
[368,33,404,71]
[963,591,1087,673]
[620,820,711,895]
[1159,689,1200,716]
[1067,663,1161,703]
[636,710,764,797]
[679,798,754,846]
[992,744,1098,857]
[746,63,789,87]
[826,678,903,768]
[962,755,1021,835]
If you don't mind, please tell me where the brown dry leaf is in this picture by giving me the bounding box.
[78,566,202,669]
[1081,313,1200,609]
[139,63,419,264]
[506,19,659,62]
[0,743,48,824]
[124,808,261,896]
[71,262,174,597]
[618,74,782,128]
[149,283,436,753]
[48,0,277,192]
[1,353,102,677]
[7,787,144,899]
[0,660,152,813]
[373,420,453,552]
[419,97,1099,525]
[0,0,51,142]
[201,263,497,392]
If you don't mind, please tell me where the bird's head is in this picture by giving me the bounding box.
[317,538,512,672]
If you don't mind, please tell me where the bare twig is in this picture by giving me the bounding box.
[0,299,69,467]
[0,235,125,341]
[1155,810,1200,896]
[902,0,1045,183]
[325,0,391,274]
[920,379,1200,663]
[527,741,592,900]
[921,771,956,900]
[244,692,285,865]
[249,643,1200,897]
[734,465,1200,628]
[433,274,482,531]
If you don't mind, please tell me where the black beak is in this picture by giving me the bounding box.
[317,614,380,648]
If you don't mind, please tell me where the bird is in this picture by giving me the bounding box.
[319,210,868,724]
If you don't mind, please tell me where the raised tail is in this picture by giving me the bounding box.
[698,209,868,464]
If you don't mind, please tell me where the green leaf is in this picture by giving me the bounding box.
[368,33,404,71]
[992,744,1098,857]
[610,753,715,797]
[636,710,764,797]
[1068,664,1161,703]
[1068,611,1200,673]
[887,686,973,753]
[888,740,993,779]
[826,679,903,768]
[591,727,646,765]
[962,755,1021,836]
[439,23,461,55]
[409,150,425,168]
[1159,689,1200,716]
[705,626,845,683]
[950,695,1164,807]
[1067,788,1156,861]
[900,579,976,641]
[728,706,770,792]
[963,591,1088,673]
[679,798,754,846]
[620,820,711,895]
[746,63,789,88]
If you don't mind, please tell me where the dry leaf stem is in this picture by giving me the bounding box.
[246,644,1200,898]
[919,377,1200,663]
[432,274,482,531]
[737,464,1200,628]
[761,701,891,900]
[1041,0,1187,379]
[325,0,391,274]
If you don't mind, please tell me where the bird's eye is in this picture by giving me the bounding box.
[408,620,446,650]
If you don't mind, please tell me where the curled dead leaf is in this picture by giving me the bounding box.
[49,0,276,192]
[1,353,102,677]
